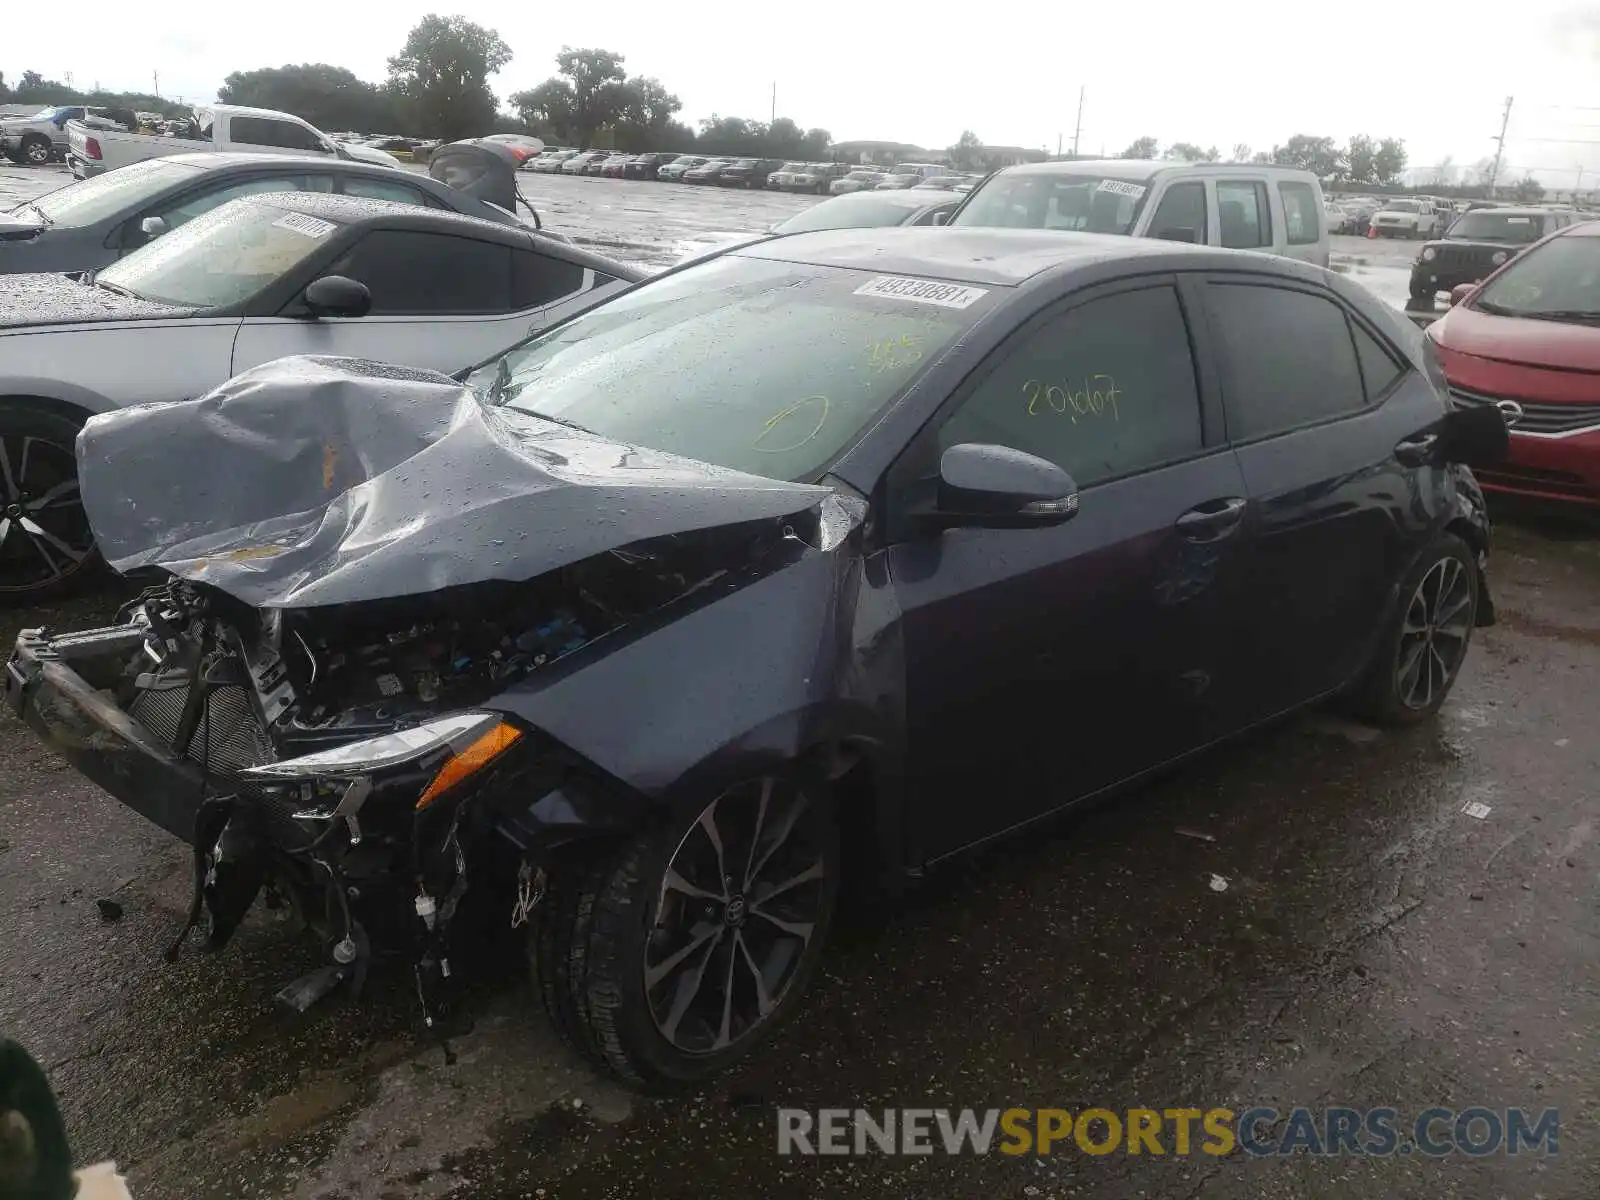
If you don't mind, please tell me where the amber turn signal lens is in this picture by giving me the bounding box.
[415,722,522,810]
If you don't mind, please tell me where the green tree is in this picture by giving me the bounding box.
[218,64,398,133]
[1120,135,1159,159]
[1164,141,1218,162]
[510,47,627,148]
[1345,134,1376,184]
[948,129,984,171]
[1272,134,1343,179]
[386,15,512,141]
[613,75,682,150]
[19,70,44,91]
[1512,174,1545,201]
[1231,142,1252,163]
[1373,138,1407,185]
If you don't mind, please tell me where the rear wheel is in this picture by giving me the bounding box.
[532,770,839,1090]
[1352,534,1477,726]
[0,405,99,605]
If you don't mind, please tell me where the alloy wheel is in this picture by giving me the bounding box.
[643,776,830,1055]
[1395,556,1474,710]
[24,140,49,165]
[0,435,93,595]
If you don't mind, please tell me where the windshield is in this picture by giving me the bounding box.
[29,107,63,121]
[19,158,200,228]
[1475,235,1600,320]
[846,170,880,180]
[1385,201,1420,213]
[96,200,335,308]
[951,172,1150,234]
[473,256,991,482]
[1448,213,1545,243]
[780,162,808,172]
[773,192,929,233]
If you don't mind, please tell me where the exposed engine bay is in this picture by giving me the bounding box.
[30,519,790,1040]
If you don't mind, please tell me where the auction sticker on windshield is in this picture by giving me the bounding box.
[854,276,989,309]
[1095,180,1147,199]
[273,212,338,239]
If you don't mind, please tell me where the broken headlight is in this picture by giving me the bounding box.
[240,710,523,811]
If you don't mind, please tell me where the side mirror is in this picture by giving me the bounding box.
[302,275,371,319]
[932,443,1079,528]
[1436,404,1510,468]
[139,215,168,240]
[1449,283,1476,307]
[930,211,949,226]
[1153,227,1197,243]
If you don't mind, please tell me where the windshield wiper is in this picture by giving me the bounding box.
[25,203,52,226]
[520,408,593,434]
[486,355,512,404]
[1473,299,1516,316]
[1528,309,1600,325]
[92,278,144,301]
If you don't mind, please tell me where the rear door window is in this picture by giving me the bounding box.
[513,250,589,308]
[1147,182,1208,243]
[1278,181,1320,245]
[1217,180,1272,248]
[1205,281,1366,440]
[340,175,431,206]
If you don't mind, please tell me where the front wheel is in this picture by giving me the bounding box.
[1351,534,1478,726]
[1409,281,1435,301]
[21,136,51,166]
[532,770,840,1090]
[0,405,100,606]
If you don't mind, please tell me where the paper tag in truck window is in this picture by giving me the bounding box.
[273,212,337,238]
[1095,179,1147,199]
[1507,217,1530,224]
[853,276,988,309]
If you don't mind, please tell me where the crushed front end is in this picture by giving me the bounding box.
[4,523,762,1026]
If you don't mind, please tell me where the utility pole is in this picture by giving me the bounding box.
[1071,87,1085,157]
[770,82,776,125]
[153,71,160,99]
[1056,132,1062,157]
[1486,95,1512,197]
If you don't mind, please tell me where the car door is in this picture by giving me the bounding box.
[1144,180,1210,245]
[228,231,591,376]
[227,115,335,158]
[880,278,1255,862]
[1199,274,1440,720]
[114,171,336,256]
[1211,178,1273,254]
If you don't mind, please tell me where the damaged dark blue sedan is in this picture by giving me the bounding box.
[5,228,1508,1090]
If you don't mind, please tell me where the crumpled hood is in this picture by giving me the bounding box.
[1435,304,1600,374]
[0,210,44,238]
[0,272,191,329]
[77,356,831,609]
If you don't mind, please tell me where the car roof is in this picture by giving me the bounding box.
[153,150,410,173]
[1559,220,1600,238]
[731,226,1260,286]
[237,190,527,241]
[1463,206,1559,217]
[995,158,1319,182]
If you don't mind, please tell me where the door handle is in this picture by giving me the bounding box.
[1175,497,1247,543]
[1394,433,1439,466]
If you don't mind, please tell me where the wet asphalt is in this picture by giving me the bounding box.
[0,162,1594,1199]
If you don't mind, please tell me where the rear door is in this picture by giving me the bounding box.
[1199,273,1446,718]
[1210,177,1273,254]
[884,277,1256,860]
[1276,179,1328,266]
[229,231,598,376]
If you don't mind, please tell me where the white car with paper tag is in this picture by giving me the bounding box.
[0,191,640,603]
[945,159,1330,267]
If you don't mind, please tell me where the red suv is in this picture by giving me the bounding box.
[1427,219,1600,505]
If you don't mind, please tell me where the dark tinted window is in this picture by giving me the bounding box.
[1206,283,1365,440]
[340,175,428,206]
[513,250,587,308]
[1352,321,1406,401]
[1279,181,1320,245]
[1148,182,1207,243]
[230,117,328,152]
[328,231,511,314]
[937,286,1203,487]
[1217,180,1271,248]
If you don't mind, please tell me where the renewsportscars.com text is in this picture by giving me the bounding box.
[776,1106,1559,1157]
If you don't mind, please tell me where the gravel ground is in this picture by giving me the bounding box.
[0,159,1591,1200]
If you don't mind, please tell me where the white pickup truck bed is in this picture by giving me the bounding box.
[68,104,399,177]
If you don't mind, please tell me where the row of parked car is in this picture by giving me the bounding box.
[522,147,983,194]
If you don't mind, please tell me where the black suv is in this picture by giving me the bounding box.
[623,151,679,181]
[1410,207,1578,300]
[716,157,784,188]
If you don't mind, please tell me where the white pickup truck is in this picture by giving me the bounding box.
[67,104,401,178]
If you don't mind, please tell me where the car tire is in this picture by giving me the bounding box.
[21,136,51,167]
[0,404,101,606]
[1409,282,1435,301]
[531,767,840,1091]
[1351,533,1478,727]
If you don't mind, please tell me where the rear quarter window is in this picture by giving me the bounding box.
[1279,181,1321,245]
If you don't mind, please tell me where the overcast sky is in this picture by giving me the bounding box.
[9,1,1600,184]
